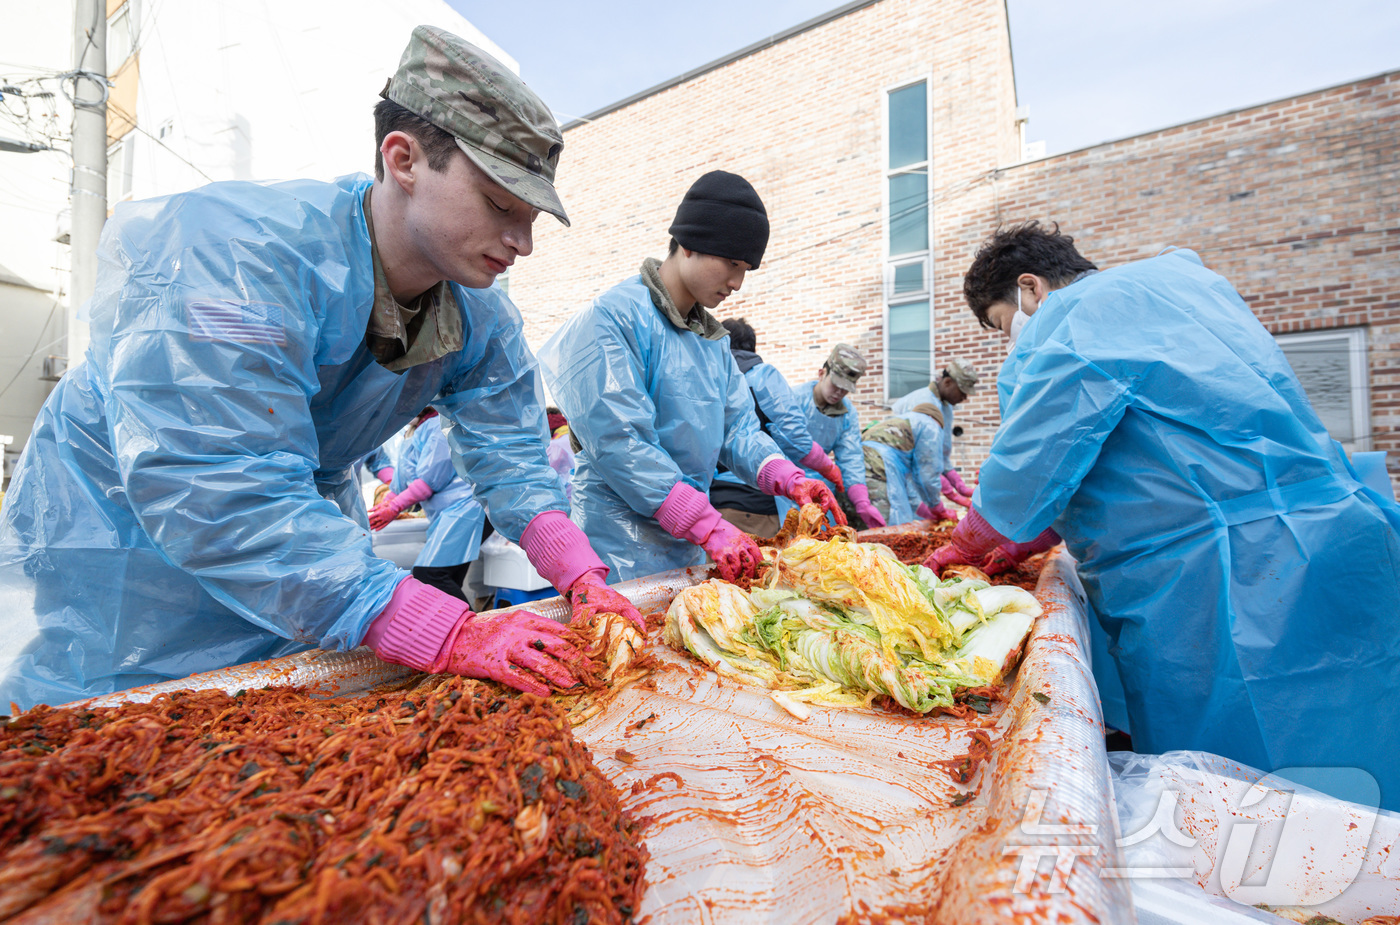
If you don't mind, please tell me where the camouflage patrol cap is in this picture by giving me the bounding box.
[824,343,868,392]
[943,358,980,394]
[382,26,569,225]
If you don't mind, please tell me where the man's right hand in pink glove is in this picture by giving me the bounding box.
[847,483,886,528]
[758,458,848,527]
[916,501,958,523]
[923,508,1009,574]
[983,528,1061,576]
[940,473,973,508]
[655,482,763,582]
[369,478,434,530]
[363,578,580,696]
[800,442,845,495]
[944,468,974,499]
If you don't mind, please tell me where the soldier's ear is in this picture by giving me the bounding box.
[381,131,419,192]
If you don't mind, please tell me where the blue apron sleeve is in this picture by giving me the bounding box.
[834,405,868,486]
[102,232,403,653]
[747,363,815,462]
[907,412,946,505]
[438,289,568,542]
[941,402,956,472]
[717,353,784,486]
[414,422,462,494]
[977,337,1133,542]
[538,303,688,517]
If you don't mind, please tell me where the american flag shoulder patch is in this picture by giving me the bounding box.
[187,299,287,346]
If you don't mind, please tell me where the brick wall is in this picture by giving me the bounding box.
[510,0,1019,432]
[508,0,1400,490]
[939,70,1400,486]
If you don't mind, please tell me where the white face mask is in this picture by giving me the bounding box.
[1007,287,1033,353]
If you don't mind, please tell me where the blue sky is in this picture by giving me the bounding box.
[451,0,1400,155]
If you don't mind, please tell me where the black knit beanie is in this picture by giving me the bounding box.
[667,170,769,269]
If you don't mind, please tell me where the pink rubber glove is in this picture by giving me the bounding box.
[923,508,1009,574]
[520,511,646,632]
[983,528,1061,576]
[363,578,580,695]
[758,458,847,527]
[376,466,395,485]
[847,483,886,528]
[945,468,974,498]
[800,442,845,495]
[916,501,958,523]
[369,477,433,530]
[656,482,762,582]
[940,473,973,508]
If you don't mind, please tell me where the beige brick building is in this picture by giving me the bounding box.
[510,0,1400,488]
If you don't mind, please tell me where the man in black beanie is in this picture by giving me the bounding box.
[539,171,845,584]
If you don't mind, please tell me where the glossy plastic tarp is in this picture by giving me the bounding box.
[391,418,486,568]
[0,174,567,710]
[1109,749,1400,923]
[537,276,780,582]
[71,550,1134,924]
[976,248,1400,811]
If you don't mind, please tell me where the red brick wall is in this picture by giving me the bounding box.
[939,70,1400,487]
[511,0,1020,431]
[509,0,1399,491]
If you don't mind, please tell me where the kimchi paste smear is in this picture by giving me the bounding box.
[0,676,648,924]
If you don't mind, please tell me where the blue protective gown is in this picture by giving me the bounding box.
[863,410,945,525]
[776,381,869,521]
[0,174,566,709]
[393,417,485,568]
[363,441,398,480]
[537,276,782,582]
[712,357,813,493]
[978,248,1400,809]
[892,386,956,473]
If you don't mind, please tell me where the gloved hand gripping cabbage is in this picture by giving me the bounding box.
[664,537,1041,714]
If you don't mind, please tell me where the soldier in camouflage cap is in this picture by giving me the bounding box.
[822,344,868,394]
[381,25,568,225]
[0,25,650,708]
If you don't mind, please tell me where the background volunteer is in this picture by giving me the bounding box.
[710,318,845,537]
[785,344,887,529]
[0,27,642,709]
[368,408,486,602]
[928,221,1400,810]
[892,359,980,518]
[540,171,844,584]
[860,405,952,526]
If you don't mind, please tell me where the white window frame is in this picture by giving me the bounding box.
[1275,327,1371,452]
[881,75,933,403]
[107,3,134,70]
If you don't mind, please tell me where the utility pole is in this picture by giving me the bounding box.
[68,0,107,367]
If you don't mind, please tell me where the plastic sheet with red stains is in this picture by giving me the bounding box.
[78,551,1135,924]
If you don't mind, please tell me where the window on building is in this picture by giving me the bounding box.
[107,135,135,203]
[1276,328,1370,453]
[107,4,134,70]
[884,79,930,400]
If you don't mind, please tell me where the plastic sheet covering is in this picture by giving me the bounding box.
[1110,750,1400,924]
[71,552,1133,924]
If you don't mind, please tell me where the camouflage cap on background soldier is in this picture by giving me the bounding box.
[944,358,979,395]
[382,25,570,225]
[825,344,868,392]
